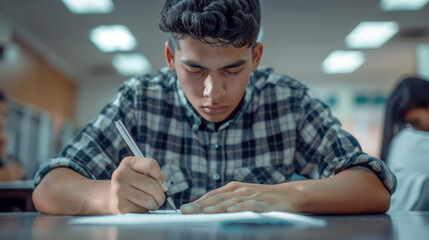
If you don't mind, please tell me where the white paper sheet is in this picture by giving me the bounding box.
[69,210,326,227]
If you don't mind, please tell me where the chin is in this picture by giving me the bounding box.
[202,115,227,123]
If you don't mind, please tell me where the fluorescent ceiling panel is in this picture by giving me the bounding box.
[345,21,399,49]
[380,0,428,11]
[61,0,114,14]
[322,51,365,74]
[89,25,137,52]
[112,54,152,76]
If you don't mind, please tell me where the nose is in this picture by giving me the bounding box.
[203,74,225,102]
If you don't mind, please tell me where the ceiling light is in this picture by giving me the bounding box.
[112,54,152,76]
[380,0,428,11]
[89,25,137,52]
[345,21,399,49]
[61,0,114,14]
[322,50,365,74]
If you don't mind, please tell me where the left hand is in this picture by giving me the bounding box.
[180,181,302,214]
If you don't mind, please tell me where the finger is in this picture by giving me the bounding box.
[160,171,166,183]
[113,161,166,207]
[202,196,246,214]
[110,183,150,214]
[182,191,237,214]
[128,172,166,207]
[193,181,241,204]
[125,184,160,211]
[113,197,149,214]
[181,182,243,214]
[180,192,226,214]
[226,200,268,213]
[180,193,217,213]
[124,157,165,185]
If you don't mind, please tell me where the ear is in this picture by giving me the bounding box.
[251,42,263,72]
[164,41,176,72]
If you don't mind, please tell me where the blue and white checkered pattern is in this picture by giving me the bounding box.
[34,66,397,208]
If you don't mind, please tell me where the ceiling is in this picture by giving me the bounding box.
[0,0,428,92]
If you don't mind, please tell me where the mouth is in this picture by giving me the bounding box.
[201,105,229,114]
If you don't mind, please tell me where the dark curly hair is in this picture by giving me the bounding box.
[159,0,261,51]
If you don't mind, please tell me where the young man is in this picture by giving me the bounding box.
[32,0,396,215]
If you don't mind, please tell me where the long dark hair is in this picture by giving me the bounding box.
[380,77,429,161]
[159,0,261,51]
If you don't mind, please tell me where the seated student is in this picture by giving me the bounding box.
[32,0,396,215]
[0,90,25,181]
[381,77,429,211]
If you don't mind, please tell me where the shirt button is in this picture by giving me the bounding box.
[212,173,220,181]
[214,143,220,149]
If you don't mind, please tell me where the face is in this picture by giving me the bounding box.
[404,106,429,132]
[165,37,263,123]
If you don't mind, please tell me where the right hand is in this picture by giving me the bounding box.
[109,156,167,214]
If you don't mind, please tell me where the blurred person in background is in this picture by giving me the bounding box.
[0,89,25,181]
[381,77,429,211]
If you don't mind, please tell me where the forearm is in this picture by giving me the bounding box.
[32,168,111,215]
[283,167,391,214]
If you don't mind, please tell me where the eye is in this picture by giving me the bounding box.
[186,68,204,75]
[224,68,242,75]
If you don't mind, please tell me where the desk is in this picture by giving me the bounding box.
[0,211,428,240]
[0,180,34,211]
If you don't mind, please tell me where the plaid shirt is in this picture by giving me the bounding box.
[34,66,396,209]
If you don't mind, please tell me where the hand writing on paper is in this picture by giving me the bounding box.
[180,182,301,214]
[109,157,167,214]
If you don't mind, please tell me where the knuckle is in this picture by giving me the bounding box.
[122,156,134,165]
[159,193,166,205]
[112,167,128,183]
[237,186,250,194]
[147,158,159,169]
[227,181,239,189]
[111,169,122,182]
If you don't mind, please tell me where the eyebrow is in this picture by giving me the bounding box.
[181,59,247,70]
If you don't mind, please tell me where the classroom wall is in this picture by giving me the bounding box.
[0,36,77,121]
[0,18,78,178]
[77,77,123,127]
[309,82,386,158]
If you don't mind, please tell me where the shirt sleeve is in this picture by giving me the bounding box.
[33,79,139,186]
[293,90,397,194]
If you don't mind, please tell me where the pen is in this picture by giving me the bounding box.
[114,119,178,212]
